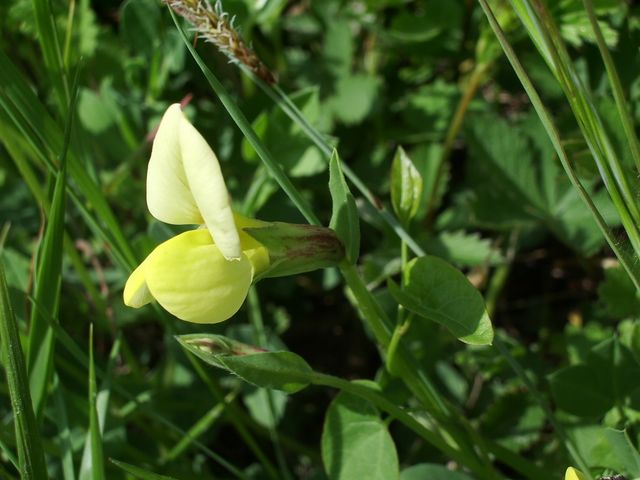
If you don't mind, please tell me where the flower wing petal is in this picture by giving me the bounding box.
[179,115,241,259]
[144,230,252,324]
[147,104,203,225]
[123,258,154,308]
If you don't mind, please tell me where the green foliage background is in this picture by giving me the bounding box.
[1,0,640,478]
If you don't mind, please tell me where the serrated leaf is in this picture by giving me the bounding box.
[391,146,423,225]
[329,150,360,263]
[422,230,504,267]
[322,391,399,480]
[388,256,493,345]
[177,334,312,393]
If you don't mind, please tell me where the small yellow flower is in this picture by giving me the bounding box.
[565,467,587,480]
[123,104,269,323]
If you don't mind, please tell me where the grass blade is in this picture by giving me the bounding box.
[477,0,640,291]
[79,334,120,480]
[30,0,69,112]
[0,258,48,479]
[51,374,75,480]
[110,459,181,480]
[0,49,137,270]
[79,324,105,480]
[26,67,76,419]
[582,0,640,174]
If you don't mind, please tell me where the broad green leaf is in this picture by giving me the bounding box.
[321,391,399,480]
[176,334,312,393]
[588,338,640,402]
[551,337,640,418]
[391,146,423,225]
[110,459,181,480]
[0,259,47,479]
[400,464,473,480]
[244,388,287,428]
[329,150,360,264]
[548,365,613,417]
[329,74,380,125]
[388,256,494,345]
[601,428,640,477]
[570,426,640,476]
[598,266,640,318]
[479,390,545,452]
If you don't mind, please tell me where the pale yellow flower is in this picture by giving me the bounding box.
[123,104,269,324]
[565,467,587,480]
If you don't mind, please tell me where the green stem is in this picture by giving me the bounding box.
[339,262,501,479]
[478,0,640,292]
[247,288,294,480]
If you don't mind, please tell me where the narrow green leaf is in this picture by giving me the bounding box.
[26,70,74,419]
[80,325,105,480]
[388,256,494,345]
[0,259,48,479]
[0,50,137,270]
[176,334,312,393]
[51,374,75,480]
[329,150,360,264]
[321,391,399,480]
[390,146,423,226]
[110,459,181,480]
[80,335,120,480]
[31,0,69,111]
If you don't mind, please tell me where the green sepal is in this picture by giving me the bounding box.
[244,222,345,281]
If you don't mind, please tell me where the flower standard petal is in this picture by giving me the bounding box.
[147,104,203,225]
[178,114,241,260]
[144,229,252,324]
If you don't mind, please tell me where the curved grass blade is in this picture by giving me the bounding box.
[110,459,181,480]
[26,67,77,420]
[79,334,120,480]
[79,324,105,480]
[0,259,48,479]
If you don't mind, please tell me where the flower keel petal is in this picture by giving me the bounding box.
[123,259,154,308]
[144,230,252,324]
